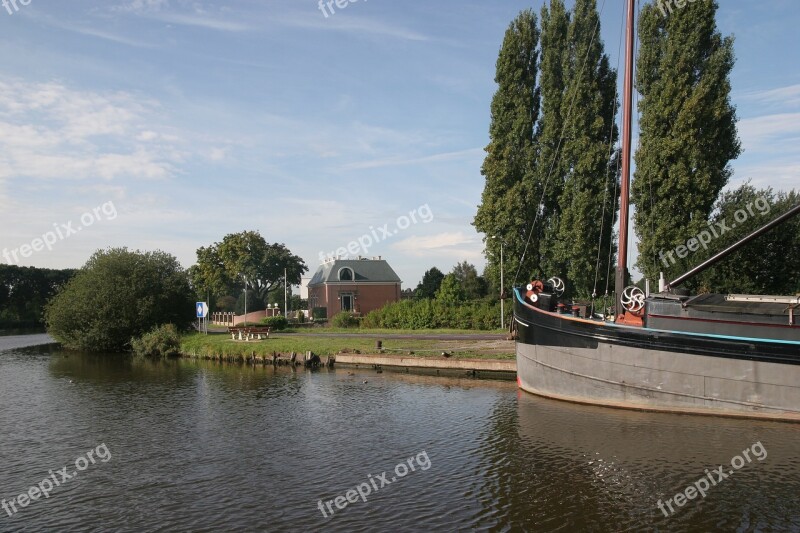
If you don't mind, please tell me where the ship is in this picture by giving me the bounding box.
[513,0,800,421]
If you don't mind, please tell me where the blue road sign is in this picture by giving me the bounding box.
[196,302,208,318]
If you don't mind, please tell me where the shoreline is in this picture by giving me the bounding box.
[334,353,516,380]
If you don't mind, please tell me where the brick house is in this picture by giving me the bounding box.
[307,257,401,318]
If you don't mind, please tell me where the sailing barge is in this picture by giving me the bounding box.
[514,0,800,421]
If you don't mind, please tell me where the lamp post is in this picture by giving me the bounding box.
[491,236,505,330]
[243,278,247,325]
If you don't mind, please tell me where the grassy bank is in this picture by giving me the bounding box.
[180,332,514,359]
[206,325,506,336]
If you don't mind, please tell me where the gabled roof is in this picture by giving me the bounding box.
[308,259,401,286]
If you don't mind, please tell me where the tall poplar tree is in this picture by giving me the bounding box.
[473,10,541,291]
[549,0,619,296]
[632,0,741,283]
[537,0,570,280]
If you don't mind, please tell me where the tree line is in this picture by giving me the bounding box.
[0,265,75,329]
[476,0,798,297]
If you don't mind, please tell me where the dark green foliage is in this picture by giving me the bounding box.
[451,262,489,300]
[633,0,741,282]
[694,186,800,295]
[473,9,543,287]
[261,315,289,330]
[414,267,445,299]
[215,295,237,312]
[190,230,307,309]
[548,0,619,297]
[235,289,266,315]
[0,265,75,329]
[312,307,327,320]
[362,299,509,330]
[331,311,359,328]
[435,274,466,304]
[45,248,195,352]
[131,324,181,359]
[475,2,618,298]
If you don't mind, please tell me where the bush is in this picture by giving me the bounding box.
[131,324,181,358]
[331,311,359,328]
[45,248,195,352]
[261,315,289,330]
[362,299,509,330]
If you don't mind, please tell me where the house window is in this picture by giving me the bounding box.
[338,267,354,281]
[341,293,353,311]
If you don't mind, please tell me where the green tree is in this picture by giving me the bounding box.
[694,185,800,295]
[0,266,75,328]
[415,267,445,299]
[235,289,266,315]
[45,248,194,352]
[633,0,741,282]
[549,0,619,297]
[536,0,571,281]
[188,245,232,305]
[474,9,543,287]
[451,261,488,300]
[191,231,307,307]
[435,274,466,304]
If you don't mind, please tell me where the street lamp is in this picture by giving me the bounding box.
[490,236,505,330]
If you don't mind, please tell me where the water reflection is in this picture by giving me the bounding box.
[0,342,798,532]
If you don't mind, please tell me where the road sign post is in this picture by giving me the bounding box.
[196,302,209,334]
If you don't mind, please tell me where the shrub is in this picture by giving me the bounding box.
[45,248,195,352]
[331,311,359,328]
[131,324,181,358]
[261,315,289,330]
[361,299,505,330]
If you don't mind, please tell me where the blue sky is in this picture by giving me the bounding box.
[0,0,798,289]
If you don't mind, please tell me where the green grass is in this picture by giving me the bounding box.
[179,332,514,359]
[282,327,506,335]
[206,324,504,335]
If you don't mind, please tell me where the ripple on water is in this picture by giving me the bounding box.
[1,346,799,532]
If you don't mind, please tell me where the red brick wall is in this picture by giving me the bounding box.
[309,283,400,318]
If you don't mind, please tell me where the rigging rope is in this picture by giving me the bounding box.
[513,0,610,287]
[593,0,627,302]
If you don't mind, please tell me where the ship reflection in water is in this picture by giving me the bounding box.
[0,340,797,531]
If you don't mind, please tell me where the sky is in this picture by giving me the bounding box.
[0,0,798,290]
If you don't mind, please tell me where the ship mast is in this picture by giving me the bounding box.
[615,0,636,317]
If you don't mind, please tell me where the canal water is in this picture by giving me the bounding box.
[1,335,798,532]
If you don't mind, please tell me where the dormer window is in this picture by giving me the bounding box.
[338,267,354,281]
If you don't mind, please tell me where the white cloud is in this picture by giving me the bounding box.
[342,147,484,171]
[740,84,800,108]
[0,79,181,182]
[392,231,482,259]
[273,12,429,42]
[113,0,249,31]
[208,147,227,161]
[738,112,800,152]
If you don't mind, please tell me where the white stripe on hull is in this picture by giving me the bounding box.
[516,340,800,421]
